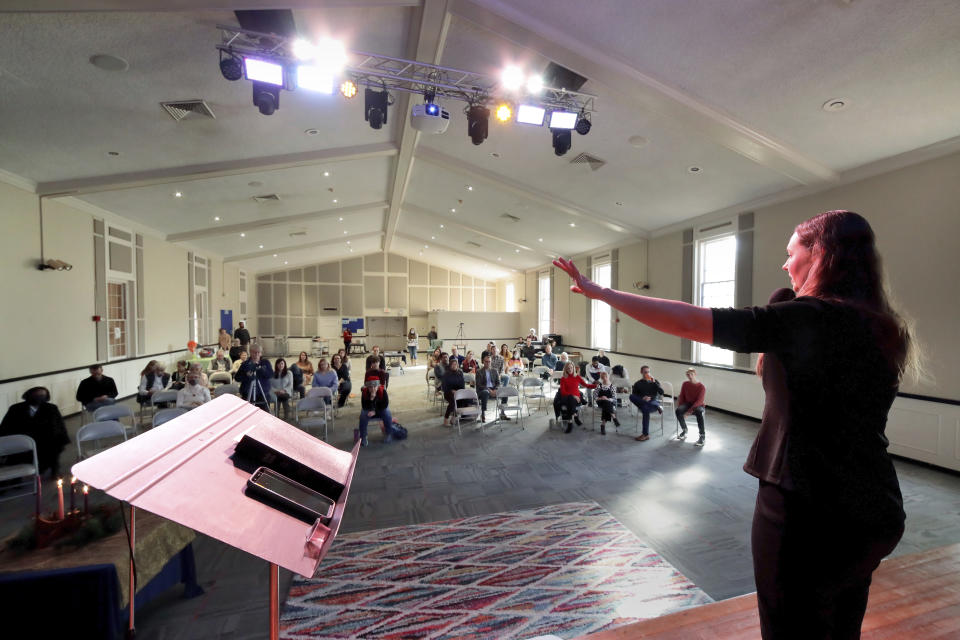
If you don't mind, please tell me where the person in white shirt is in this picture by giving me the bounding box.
[188,362,209,387]
[177,373,211,408]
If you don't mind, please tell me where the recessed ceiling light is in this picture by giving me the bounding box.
[439,224,444,229]
[106,151,121,157]
[273,254,278,257]
[465,185,473,191]
[304,128,320,136]
[338,217,343,222]
[284,261,288,265]
[349,249,353,252]
[240,232,246,237]
[450,208,456,213]
[174,191,182,198]
[687,166,702,174]
[628,135,648,148]
[214,216,221,222]
[822,98,849,112]
[424,244,429,249]
[431,236,436,240]
[497,257,502,261]
[515,249,520,253]
[343,230,348,234]
[569,223,576,227]
[323,171,330,177]
[258,244,264,249]
[419,251,423,256]
[332,199,338,203]
[346,240,351,244]
[89,54,129,72]
[538,238,543,242]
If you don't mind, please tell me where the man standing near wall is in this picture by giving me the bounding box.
[234,321,251,349]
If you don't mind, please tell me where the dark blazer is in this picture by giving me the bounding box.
[0,401,69,473]
[474,367,500,394]
[235,358,273,402]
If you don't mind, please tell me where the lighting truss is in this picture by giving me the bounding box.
[215,24,596,114]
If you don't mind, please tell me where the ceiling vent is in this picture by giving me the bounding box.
[160,99,216,122]
[499,213,521,223]
[465,240,483,248]
[570,152,606,171]
[253,194,282,203]
[289,231,307,237]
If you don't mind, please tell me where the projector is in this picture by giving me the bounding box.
[410,103,450,134]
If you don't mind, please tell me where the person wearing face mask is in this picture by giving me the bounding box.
[176,373,211,409]
[1,387,70,477]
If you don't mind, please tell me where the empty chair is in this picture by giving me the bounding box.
[0,435,40,504]
[451,388,481,435]
[213,384,240,398]
[549,369,564,393]
[533,365,551,381]
[209,371,232,386]
[611,377,633,433]
[153,407,188,428]
[93,404,136,437]
[495,386,525,431]
[520,377,547,414]
[77,420,127,459]
[295,396,330,441]
[462,372,476,388]
[304,387,335,430]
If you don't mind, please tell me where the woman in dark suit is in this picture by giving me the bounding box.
[0,387,70,477]
[555,210,913,640]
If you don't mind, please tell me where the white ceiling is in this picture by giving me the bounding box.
[1,0,958,277]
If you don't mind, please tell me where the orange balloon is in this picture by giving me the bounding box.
[187,340,198,352]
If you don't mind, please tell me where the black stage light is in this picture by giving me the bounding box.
[552,128,572,156]
[220,53,243,81]
[253,81,280,115]
[467,105,490,145]
[575,111,592,135]
[365,87,389,130]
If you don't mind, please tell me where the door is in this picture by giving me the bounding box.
[367,316,405,351]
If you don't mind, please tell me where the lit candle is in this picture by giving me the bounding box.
[83,485,89,515]
[70,476,76,513]
[56,478,65,520]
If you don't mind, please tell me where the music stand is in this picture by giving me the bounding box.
[72,394,360,639]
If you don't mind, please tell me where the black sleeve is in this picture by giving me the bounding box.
[75,379,88,403]
[108,378,119,398]
[711,298,819,355]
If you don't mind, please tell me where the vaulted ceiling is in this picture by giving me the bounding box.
[2,0,958,278]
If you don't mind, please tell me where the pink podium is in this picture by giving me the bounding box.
[71,394,360,639]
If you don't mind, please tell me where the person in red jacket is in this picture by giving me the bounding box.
[676,367,707,446]
[552,361,595,433]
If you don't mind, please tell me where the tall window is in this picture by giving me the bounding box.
[538,271,551,337]
[696,234,737,366]
[505,282,516,312]
[107,282,130,359]
[591,258,612,350]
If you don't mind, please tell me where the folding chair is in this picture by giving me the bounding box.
[549,369,564,394]
[209,371,232,386]
[214,384,240,398]
[462,372,476,388]
[611,377,634,434]
[93,404,137,438]
[634,381,672,438]
[520,377,547,414]
[304,387,335,432]
[0,435,39,504]
[153,407,188,428]
[295,396,330,441]
[77,420,127,459]
[495,386,525,430]
[452,388,482,435]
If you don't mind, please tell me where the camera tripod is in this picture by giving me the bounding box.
[454,322,467,352]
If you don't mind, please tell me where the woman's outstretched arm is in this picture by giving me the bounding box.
[554,257,713,344]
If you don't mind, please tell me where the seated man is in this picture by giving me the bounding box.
[520,338,537,370]
[676,367,707,446]
[480,341,497,361]
[1,387,69,477]
[630,365,664,442]
[177,372,211,409]
[76,364,119,413]
[540,344,558,378]
[448,347,465,366]
[475,355,509,422]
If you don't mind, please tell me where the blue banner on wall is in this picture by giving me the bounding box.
[220,309,233,332]
[341,317,364,333]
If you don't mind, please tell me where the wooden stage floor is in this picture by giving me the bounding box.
[579,543,960,639]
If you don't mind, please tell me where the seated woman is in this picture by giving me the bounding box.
[170,360,189,390]
[311,358,339,404]
[177,372,211,409]
[270,358,294,419]
[230,350,248,374]
[137,360,168,406]
[209,349,232,373]
[358,355,392,446]
[594,371,620,435]
[506,350,525,377]
[338,349,351,372]
[0,387,69,478]
[295,352,315,387]
[331,353,352,408]
[441,357,465,427]
[427,347,443,370]
[553,361,595,433]
[188,362,209,387]
[461,350,478,374]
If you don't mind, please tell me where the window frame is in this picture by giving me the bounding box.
[537,270,551,337]
[590,255,612,350]
[693,222,737,366]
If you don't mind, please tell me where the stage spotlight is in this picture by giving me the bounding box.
[495,103,512,122]
[517,104,545,126]
[551,128,572,156]
[296,65,333,93]
[253,82,280,115]
[501,65,524,91]
[575,111,592,135]
[526,74,543,94]
[292,38,315,60]
[549,110,577,129]
[425,103,440,116]
[219,53,242,81]
[467,105,490,145]
[244,58,284,86]
[340,80,358,98]
[364,87,389,129]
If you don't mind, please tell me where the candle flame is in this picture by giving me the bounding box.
[57,478,63,488]
[83,485,89,494]
[71,476,76,483]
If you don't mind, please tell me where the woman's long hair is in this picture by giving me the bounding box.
[274,358,287,378]
[789,210,916,381]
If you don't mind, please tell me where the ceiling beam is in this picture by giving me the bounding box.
[36,142,398,197]
[394,231,522,273]
[451,0,838,186]
[382,0,452,253]
[224,231,384,263]
[165,201,388,242]
[414,147,639,234]
[401,203,546,256]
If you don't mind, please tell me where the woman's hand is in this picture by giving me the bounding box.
[553,257,602,299]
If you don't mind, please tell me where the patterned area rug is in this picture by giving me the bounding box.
[280,502,713,639]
